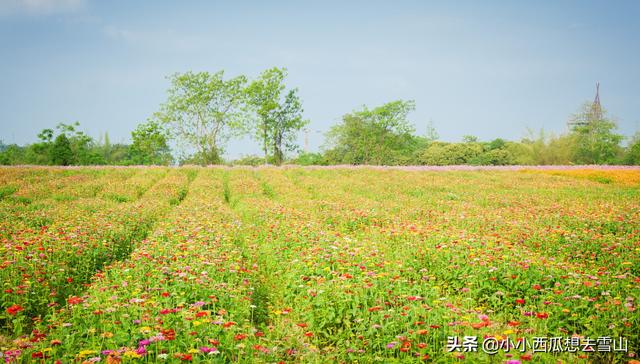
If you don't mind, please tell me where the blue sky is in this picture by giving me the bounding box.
[1,0,639,158]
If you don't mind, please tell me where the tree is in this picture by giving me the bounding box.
[324,100,419,165]
[419,142,483,165]
[462,135,479,143]
[520,129,576,165]
[246,67,307,165]
[51,134,73,165]
[623,131,640,165]
[425,120,439,142]
[22,128,56,164]
[51,122,104,164]
[0,144,26,165]
[569,102,623,164]
[157,71,247,165]
[129,120,172,165]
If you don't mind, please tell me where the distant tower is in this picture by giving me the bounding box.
[568,82,602,130]
[591,82,602,121]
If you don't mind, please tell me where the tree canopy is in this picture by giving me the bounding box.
[246,67,307,165]
[156,71,247,165]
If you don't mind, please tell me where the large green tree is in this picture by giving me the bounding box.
[569,103,623,164]
[324,100,419,165]
[51,133,73,166]
[246,67,307,165]
[156,71,247,165]
[129,120,172,165]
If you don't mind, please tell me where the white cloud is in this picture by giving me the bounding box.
[0,0,85,15]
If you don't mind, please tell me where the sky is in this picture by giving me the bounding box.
[1,0,639,158]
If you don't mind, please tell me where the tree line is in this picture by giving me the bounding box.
[1,68,639,166]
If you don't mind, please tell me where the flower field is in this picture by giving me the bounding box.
[0,167,639,363]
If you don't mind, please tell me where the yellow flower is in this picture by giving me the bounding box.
[77,350,96,358]
[123,351,141,358]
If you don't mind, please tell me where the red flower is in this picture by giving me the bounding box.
[532,284,542,290]
[223,321,236,328]
[520,353,533,361]
[515,298,525,305]
[177,353,192,361]
[296,323,308,328]
[368,306,382,312]
[6,304,24,315]
[195,311,209,318]
[304,331,313,337]
[67,296,83,305]
[161,328,176,340]
[536,312,548,319]
[161,292,170,297]
[234,334,247,341]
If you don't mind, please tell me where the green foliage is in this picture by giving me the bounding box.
[462,135,479,143]
[51,134,73,166]
[157,71,247,165]
[95,133,132,165]
[623,132,640,165]
[1,72,637,167]
[246,67,308,165]
[56,122,105,165]
[324,100,420,165]
[0,144,26,165]
[292,152,327,166]
[519,129,576,165]
[231,155,265,166]
[569,103,623,164]
[129,120,172,165]
[0,185,18,200]
[419,141,483,165]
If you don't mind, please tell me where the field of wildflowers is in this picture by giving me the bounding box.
[0,167,638,363]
